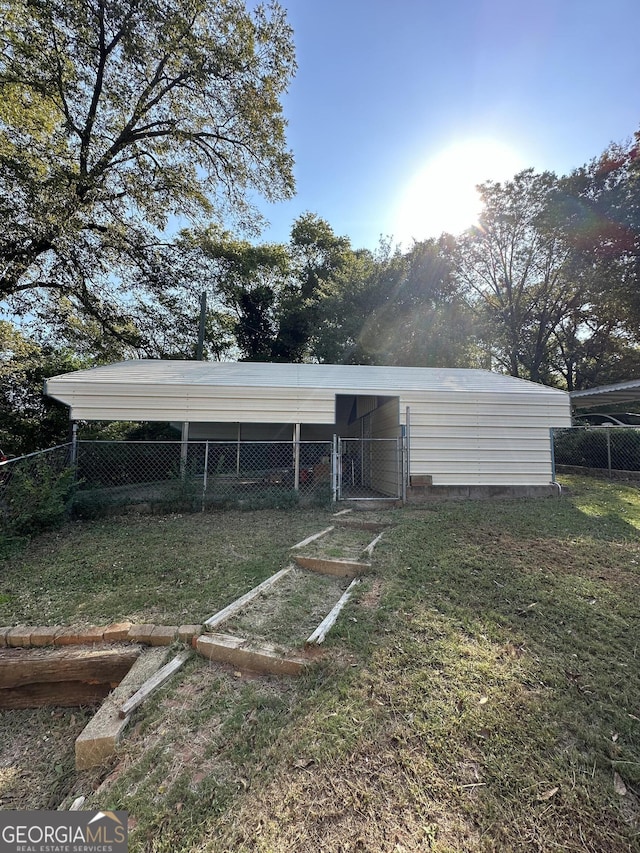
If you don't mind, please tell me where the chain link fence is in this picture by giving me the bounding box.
[0,439,335,539]
[337,437,405,500]
[553,427,640,479]
[0,444,74,538]
[73,440,334,515]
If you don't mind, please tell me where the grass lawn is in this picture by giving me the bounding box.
[1,476,640,851]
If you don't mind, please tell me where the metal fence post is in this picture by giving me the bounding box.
[332,435,338,503]
[405,406,411,491]
[401,426,407,503]
[71,422,78,468]
[180,422,189,478]
[606,429,612,478]
[293,423,301,491]
[549,428,556,483]
[202,440,209,511]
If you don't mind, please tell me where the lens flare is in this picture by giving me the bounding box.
[393,138,526,246]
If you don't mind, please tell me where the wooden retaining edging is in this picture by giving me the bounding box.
[75,647,170,770]
[196,633,308,677]
[292,555,371,578]
[0,646,142,710]
[0,623,203,649]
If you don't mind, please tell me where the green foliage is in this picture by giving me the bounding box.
[0,0,295,340]
[310,480,333,507]
[234,486,299,510]
[77,421,180,441]
[554,427,640,471]
[455,169,580,382]
[4,462,75,535]
[186,213,353,363]
[453,144,640,388]
[0,322,86,455]
[549,136,640,389]
[312,235,482,368]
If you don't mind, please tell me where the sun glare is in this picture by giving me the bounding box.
[393,139,526,247]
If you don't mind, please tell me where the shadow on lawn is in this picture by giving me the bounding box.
[375,492,640,850]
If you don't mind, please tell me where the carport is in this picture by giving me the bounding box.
[45,360,571,500]
[570,379,640,410]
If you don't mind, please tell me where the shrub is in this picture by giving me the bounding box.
[4,463,75,535]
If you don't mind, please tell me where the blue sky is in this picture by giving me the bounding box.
[255,0,640,252]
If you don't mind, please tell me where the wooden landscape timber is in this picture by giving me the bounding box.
[0,622,203,649]
[292,555,371,578]
[0,646,141,710]
[306,578,361,645]
[290,526,335,549]
[196,633,308,676]
[204,566,293,629]
[335,519,392,532]
[75,647,170,770]
[363,532,384,557]
[118,650,191,719]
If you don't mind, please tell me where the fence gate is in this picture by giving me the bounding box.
[336,437,405,501]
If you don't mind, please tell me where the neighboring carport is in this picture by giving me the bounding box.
[570,379,640,410]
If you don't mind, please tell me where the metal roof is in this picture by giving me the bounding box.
[570,379,640,409]
[46,360,568,397]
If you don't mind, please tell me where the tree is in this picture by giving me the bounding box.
[373,236,480,368]
[185,214,352,362]
[0,322,85,454]
[0,0,296,338]
[313,236,480,368]
[524,135,640,389]
[455,169,585,383]
[186,226,289,360]
[279,213,352,361]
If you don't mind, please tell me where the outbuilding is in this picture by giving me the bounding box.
[45,360,571,501]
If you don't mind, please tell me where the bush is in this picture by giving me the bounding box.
[234,487,300,511]
[4,463,75,535]
[310,481,333,507]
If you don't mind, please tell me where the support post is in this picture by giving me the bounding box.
[400,426,407,503]
[196,291,206,360]
[236,423,241,476]
[405,406,411,491]
[332,435,338,502]
[202,440,209,511]
[71,422,78,468]
[180,422,189,478]
[293,423,301,491]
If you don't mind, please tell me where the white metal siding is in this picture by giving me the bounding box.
[369,398,400,495]
[45,360,571,488]
[49,383,336,424]
[400,390,569,486]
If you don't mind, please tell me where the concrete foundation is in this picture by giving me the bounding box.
[407,483,561,502]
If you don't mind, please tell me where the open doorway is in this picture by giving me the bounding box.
[334,395,404,499]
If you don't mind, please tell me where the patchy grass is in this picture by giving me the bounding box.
[0,508,335,626]
[2,480,640,851]
[224,567,349,646]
